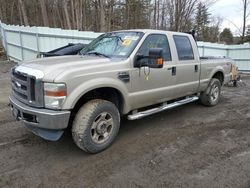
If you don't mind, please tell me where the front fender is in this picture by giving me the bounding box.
[62,77,131,113]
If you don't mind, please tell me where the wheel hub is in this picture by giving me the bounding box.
[96,121,107,135]
[211,85,219,101]
[91,112,114,144]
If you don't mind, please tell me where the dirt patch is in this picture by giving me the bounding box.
[0,43,7,61]
[0,61,250,187]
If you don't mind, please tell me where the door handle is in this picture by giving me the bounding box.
[172,67,176,76]
[167,67,176,76]
[194,65,198,72]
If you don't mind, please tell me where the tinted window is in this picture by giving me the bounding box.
[173,35,194,60]
[137,34,171,61]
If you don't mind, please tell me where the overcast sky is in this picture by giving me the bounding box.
[209,0,246,36]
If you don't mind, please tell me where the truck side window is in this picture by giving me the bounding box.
[137,34,171,61]
[173,35,194,60]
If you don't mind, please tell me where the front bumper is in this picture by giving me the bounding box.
[9,95,71,130]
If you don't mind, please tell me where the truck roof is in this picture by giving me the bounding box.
[113,29,191,37]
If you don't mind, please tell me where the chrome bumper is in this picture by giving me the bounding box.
[9,95,71,130]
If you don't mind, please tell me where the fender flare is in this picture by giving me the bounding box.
[62,77,131,114]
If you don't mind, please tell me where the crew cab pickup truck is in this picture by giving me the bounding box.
[9,30,232,153]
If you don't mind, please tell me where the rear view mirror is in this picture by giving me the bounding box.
[134,48,164,68]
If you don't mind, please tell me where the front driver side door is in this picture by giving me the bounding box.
[130,34,177,109]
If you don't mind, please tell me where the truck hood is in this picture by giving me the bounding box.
[20,55,126,81]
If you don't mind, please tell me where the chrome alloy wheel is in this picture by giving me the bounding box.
[210,84,219,102]
[91,112,114,144]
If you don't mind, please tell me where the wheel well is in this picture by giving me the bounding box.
[72,87,124,116]
[212,72,224,85]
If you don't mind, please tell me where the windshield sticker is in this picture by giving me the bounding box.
[122,39,132,46]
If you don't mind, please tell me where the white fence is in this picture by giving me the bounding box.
[0,21,250,71]
[0,21,102,62]
[197,42,250,72]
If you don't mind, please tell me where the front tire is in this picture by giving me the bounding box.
[200,78,221,106]
[72,99,120,153]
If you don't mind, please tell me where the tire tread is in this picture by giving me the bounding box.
[72,99,120,153]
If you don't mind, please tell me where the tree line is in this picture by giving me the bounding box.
[0,0,249,44]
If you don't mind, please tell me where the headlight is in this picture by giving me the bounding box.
[44,83,67,109]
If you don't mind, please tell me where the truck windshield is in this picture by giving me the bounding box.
[80,32,143,58]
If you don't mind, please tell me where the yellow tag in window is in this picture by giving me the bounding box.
[122,39,132,46]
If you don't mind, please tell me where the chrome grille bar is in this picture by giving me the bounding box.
[11,66,44,108]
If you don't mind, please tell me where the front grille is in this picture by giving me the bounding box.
[11,68,43,107]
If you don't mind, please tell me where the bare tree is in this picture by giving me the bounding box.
[0,0,222,42]
[99,0,106,32]
[156,0,160,29]
[17,2,23,25]
[63,0,71,29]
[55,3,64,28]
[10,1,15,24]
[39,0,49,26]
[167,0,199,31]
[0,4,2,22]
[70,1,76,29]
[78,0,83,30]
[160,0,167,29]
[153,0,157,29]
[242,0,250,40]
[18,0,29,26]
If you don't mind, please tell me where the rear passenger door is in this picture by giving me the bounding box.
[173,35,200,97]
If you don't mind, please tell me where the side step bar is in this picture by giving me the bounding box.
[127,96,199,120]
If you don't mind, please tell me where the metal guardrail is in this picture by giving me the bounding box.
[0,21,249,71]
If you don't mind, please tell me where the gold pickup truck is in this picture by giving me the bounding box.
[9,30,232,153]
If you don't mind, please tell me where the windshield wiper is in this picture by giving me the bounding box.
[85,52,110,58]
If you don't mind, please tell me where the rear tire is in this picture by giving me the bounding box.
[72,99,120,153]
[200,78,221,106]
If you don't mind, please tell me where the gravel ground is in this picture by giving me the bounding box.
[0,59,250,188]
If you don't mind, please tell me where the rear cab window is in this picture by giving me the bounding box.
[173,35,194,61]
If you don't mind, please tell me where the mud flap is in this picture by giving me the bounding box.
[25,124,64,141]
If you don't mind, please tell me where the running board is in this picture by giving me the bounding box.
[127,96,199,120]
